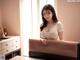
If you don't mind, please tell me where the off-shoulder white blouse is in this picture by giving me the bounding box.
[40,21,63,40]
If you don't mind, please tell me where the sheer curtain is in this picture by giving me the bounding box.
[20,0,56,57]
[20,0,32,57]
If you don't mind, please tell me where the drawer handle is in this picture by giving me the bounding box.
[16,46,18,48]
[6,44,8,46]
[16,41,18,42]
[6,50,8,52]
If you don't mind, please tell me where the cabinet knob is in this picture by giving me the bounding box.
[6,44,8,46]
[16,46,18,48]
[6,50,8,52]
[16,41,18,42]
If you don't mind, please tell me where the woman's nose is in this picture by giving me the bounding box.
[45,14,49,17]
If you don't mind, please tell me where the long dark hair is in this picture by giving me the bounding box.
[40,4,58,31]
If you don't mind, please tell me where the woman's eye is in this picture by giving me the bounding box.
[43,14,45,16]
[48,12,51,14]
[48,13,50,14]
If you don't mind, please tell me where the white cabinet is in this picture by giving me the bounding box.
[13,38,20,51]
[0,36,21,59]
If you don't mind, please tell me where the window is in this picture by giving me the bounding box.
[20,0,56,56]
[31,0,56,39]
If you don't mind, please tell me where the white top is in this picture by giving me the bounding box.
[40,21,63,40]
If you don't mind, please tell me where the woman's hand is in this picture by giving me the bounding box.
[40,39,47,45]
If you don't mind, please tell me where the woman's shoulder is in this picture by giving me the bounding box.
[57,21,62,24]
[56,21,63,26]
[56,21,64,32]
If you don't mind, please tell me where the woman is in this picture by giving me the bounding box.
[40,4,64,45]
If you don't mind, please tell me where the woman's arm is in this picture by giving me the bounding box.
[58,32,64,40]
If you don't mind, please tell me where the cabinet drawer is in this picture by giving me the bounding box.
[2,47,13,55]
[13,45,20,51]
[2,41,13,49]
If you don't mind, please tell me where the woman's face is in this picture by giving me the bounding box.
[43,10,53,22]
